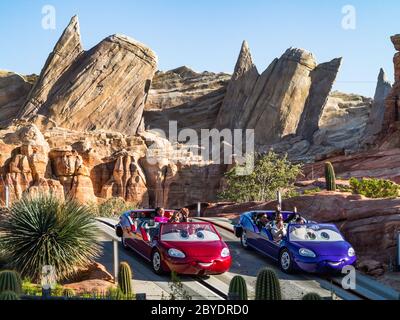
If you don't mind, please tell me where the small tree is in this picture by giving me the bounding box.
[219,151,302,202]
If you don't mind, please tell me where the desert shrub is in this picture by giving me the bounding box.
[218,152,303,202]
[349,177,400,199]
[303,187,321,195]
[89,198,138,218]
[0,193,101,282]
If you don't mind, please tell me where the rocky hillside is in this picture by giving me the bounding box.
[144,67,230,134]
[0,14,397,209]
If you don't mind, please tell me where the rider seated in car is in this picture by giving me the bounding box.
[256,213,270,231]
[154,207,169,223]
[271,213,287,242]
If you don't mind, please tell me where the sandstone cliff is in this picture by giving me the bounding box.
[0,71,35,127]
[215,43,341,147]
[18,16,158,136]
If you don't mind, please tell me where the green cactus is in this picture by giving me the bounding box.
[255,268,282,300]
[228,275,248,300]
[325,162,336,191]
[118,262,133,298]
[0,270,22,294]
[302,292,322,300]
[62,288,76,298]
[0,290,20,300]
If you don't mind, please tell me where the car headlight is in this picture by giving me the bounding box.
[221,248,230,258]
[299,248,316,258]
[348,247,355,257]
[168,248,185,258]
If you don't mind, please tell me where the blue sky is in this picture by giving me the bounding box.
[0,0,399,97]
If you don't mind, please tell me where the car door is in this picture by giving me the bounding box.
[132,220,154,261]
[242,214,259,247]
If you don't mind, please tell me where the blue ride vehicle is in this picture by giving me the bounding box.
[234,210,357,274]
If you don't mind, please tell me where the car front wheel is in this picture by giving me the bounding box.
[152,250,164,275]
[240,230,250,250]
[279,249,294,274]
[121,234,129,250]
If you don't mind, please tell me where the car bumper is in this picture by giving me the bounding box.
[164,257,232,275]
[294,256,357,273]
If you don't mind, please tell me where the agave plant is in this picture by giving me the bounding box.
[0,193,101,282]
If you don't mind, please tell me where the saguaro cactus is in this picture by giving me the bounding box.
[228,275,248,300]
[255,268,282,300]
[0,290,20,300]
[324,162,336,191]
[118,262,133,298]
[302,292,322,300]
[0,270,22,294]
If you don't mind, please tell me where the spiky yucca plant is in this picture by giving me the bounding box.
[0,193,101,282]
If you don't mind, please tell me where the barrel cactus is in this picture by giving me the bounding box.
[228,275,248,300]
[302,292,322,300]
[255,268,281,300]
[324,162,336,191]
[62,288,76,298]
[118,262,133,298]
[0,270,22,294]
[0,290,20,300]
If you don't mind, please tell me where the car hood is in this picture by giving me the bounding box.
[161,241,226,258]
[293,241,352,257]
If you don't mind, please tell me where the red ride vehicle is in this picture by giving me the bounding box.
[115,210,232,275]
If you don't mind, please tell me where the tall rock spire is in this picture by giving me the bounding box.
[296,57,342,141]
[19,15,84,118]
[364,68,392,139]
[231,40,256,80]
[215,40,259,130]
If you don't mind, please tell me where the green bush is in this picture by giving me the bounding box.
[349,177,400,199]
[89,197,138,217]
[218,152,303,202]
[0,193,101,282]
[303,187,321,195]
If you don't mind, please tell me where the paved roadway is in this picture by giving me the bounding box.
[96,218,357,300]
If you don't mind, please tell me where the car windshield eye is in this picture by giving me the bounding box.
[321,232,330,240]
[196,231,205,239]
[180,230,189,239]
[306,231,317,240]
